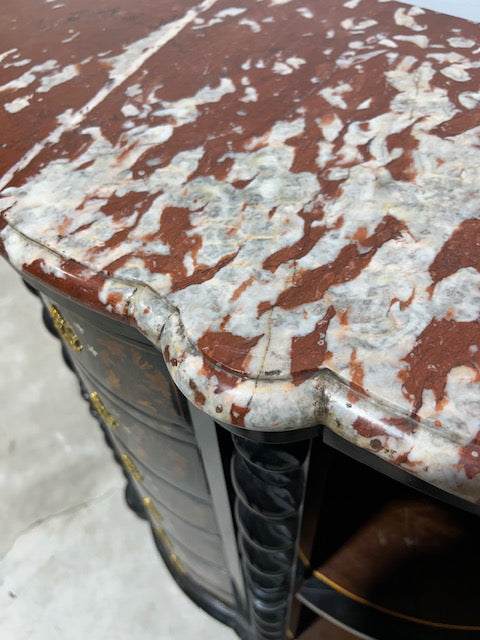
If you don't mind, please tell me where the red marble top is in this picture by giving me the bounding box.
[1,0,480,503]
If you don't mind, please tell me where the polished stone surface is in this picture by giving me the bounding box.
[1,1,479,502]
[0,261,235,640]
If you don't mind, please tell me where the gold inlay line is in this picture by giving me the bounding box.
[154,526,186,575]
[297,546,310,568]
[49,305,83,352]
[155,526,174,553]
[120,453,143,483]
[313,570,480,631]
[169,553,186,575]
[89,392,118,430]
[143,497,163,523]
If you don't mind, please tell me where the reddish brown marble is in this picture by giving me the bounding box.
[1,0,480,503]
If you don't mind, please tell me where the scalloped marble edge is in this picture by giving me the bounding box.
[3,225,478,505]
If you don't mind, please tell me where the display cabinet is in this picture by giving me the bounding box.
[2,0,480,637]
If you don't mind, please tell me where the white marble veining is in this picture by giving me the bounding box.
[1,0,480,503]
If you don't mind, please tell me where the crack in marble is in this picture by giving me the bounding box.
[2,0,480,505]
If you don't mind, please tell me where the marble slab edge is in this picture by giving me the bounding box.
[2,226,479,507]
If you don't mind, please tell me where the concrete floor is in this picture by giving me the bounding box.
[0,259,236,640]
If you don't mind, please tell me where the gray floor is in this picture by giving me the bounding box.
[0,260,236,640]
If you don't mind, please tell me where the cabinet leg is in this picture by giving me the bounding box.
[231,435,310,640]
